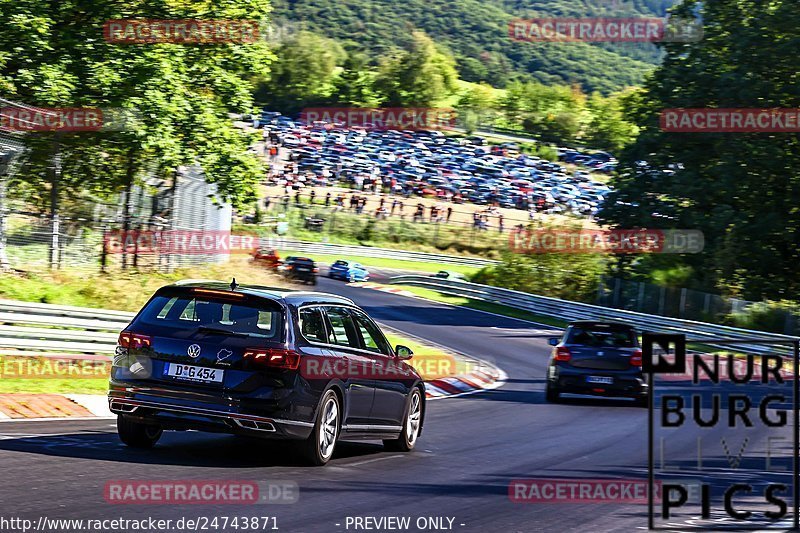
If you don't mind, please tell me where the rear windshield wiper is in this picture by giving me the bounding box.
[196,326,249,337]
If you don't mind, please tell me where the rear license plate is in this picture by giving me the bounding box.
[586,376,613,385]
[165,363,224,384]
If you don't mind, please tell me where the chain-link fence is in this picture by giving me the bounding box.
[597,276,800,335]
[0,163,233,272]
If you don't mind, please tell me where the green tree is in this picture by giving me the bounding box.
[599,0,800,300]
[256,31,345,112]
[1,0,274,268]
[331,52,381,107]
[456,82,497,133]
[584,90,639,153]
[374,32,458,107]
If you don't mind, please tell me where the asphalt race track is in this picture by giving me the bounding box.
[0,273,792,532]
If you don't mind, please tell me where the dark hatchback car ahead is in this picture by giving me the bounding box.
[279,256,318,285]
[545,321,646,406]
[108,281,425,465]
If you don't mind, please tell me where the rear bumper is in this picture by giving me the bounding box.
[108,382,314,439]
[550,367,647,398]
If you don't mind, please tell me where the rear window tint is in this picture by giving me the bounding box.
[566,326,636,348]
[137,294,283,339]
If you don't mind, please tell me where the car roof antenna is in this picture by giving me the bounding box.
[230,278,239,291]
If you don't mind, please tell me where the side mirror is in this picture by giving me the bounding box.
[548,338,560,346]
[395,345,414,360]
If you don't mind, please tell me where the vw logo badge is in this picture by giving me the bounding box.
[187,344,201,358]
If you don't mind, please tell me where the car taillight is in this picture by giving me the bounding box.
[630,348,643,367]
[244,348,300,370]
[118,331,152,349]
[313,267,319,273]
[554,346,571,362]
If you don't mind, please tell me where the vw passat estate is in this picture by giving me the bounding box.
[108,281,425,465]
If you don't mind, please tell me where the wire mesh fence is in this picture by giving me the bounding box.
[597,276,800,335]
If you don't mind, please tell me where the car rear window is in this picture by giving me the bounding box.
[136,294,283,339]
[566,325,636,348]
[333,260,348,266]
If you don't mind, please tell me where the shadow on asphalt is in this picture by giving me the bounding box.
[0,432,386,468]
[360,304,536,330]
[463,385,644,409]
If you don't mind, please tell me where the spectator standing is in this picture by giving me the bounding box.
[446,206,453,223]
[325,192,331,207]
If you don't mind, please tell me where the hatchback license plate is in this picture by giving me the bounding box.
[166,363,223,384]
[586,376,613,385]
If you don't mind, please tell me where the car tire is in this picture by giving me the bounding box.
[545,383,560,403]
[348,273,355,283]
[303,390,340,466]
[634,395,648,408]
[117,416,162,448]
[383,387,423,452]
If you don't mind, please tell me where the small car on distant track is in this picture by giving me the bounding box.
[279,256,319,285]
[433,270,466,281]
[108,281,425,465]
[328,260,370,282]
[251,248,281,270]
[545,320,646,406]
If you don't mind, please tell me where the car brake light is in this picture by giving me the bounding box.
[313,267,319,273]
[630,348,643,367]
[554,346,571,362]
[244,348,300,370]
[118,331,152,349]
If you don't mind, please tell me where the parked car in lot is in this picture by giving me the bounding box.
[545,321,646,406]
[279,256,319,285]
[108,281,425,465]
[328,260,370,282]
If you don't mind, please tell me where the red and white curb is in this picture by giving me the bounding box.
[425,364,506,399]
[360,282,417,298]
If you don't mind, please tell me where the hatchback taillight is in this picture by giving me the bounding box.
[630,348,643,367]
[118,331,152,349]
[244,348,300,370]
[554,346,571,362]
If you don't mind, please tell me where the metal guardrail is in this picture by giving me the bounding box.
[277,239,497,268]
[389,276,799,356]
[0,299,133,356]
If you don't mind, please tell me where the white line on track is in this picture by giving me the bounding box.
[342,455,405,467]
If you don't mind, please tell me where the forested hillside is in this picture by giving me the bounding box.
[271,0,677,93]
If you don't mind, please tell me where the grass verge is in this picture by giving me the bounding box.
[0,257,290,311]
[391,284,567,329]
